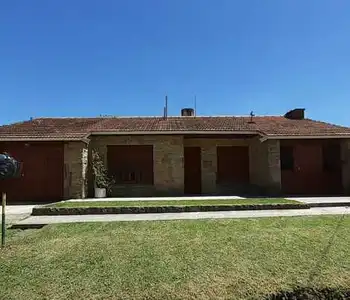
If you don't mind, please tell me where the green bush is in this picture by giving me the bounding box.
[91,149,114,191]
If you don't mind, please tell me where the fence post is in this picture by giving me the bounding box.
[1,192,6,248]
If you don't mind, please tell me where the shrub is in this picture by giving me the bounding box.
[91,149,114,192]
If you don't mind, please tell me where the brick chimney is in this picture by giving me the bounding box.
[284,108,305,120]
[181,108,195,116]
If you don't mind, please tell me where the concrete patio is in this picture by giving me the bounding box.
[0,205,36,224]
[286,196,350,204]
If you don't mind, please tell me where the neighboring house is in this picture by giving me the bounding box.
[1,108,350,202]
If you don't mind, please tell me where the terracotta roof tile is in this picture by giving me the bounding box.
[0,116,349,140]
[90,117,258,132]
[0,118,101,140]
[253,117,350,136]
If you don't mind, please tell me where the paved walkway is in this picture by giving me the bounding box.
[0,205,36,224]
[286,196,350,204]
[14,207,350,226]
[61,196,350,204]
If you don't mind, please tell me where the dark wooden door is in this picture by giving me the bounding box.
[0,142,64,202]
[281,141,343,196]
[295,144,323,194]
[184,147,201,195]
[282,144,323,195]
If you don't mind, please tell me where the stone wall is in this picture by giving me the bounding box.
[183,137,281,195]
[266,139,282,194]
[341,139,350,195]
[249,138,281,195]
[64,141,88,199]
[63,135,350,198]
[90,135,184,197]
[249,137,268,188]
[184,138,250,194]
[66,135,284,198]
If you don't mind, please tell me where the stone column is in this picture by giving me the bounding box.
[64,141,89,199]
[201,145,217,194]
[266,139,281,194]
[154,136,184,195]
[249,138,281,195]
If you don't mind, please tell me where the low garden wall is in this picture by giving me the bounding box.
[32,203,310,216]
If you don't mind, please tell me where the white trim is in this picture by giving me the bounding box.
[90,131,260,136]
[263,135,350,140]
[259,136,268,142]
[0,137,85,142]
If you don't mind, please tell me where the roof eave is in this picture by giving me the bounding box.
[0,136,88,142]
[260,134,350,142]
[89,130,261,135]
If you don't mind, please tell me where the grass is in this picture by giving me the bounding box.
[1,216,350,300]
[50,198,300,208]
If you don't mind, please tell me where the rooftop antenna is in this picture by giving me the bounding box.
[249,111,255,123]
[194,95,197,116]
[163,95,168,119]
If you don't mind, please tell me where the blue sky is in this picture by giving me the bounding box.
[1,1,350,125]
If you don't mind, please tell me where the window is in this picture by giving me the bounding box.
[107,145,153,185]
[323,144,341,172]
[280,146,294,171]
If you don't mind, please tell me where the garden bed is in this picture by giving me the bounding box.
[32,198,309,215]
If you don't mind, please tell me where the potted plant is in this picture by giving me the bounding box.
[91,149,114,198]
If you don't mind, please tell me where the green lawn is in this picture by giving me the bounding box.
[1,216,350,300]
[50,198,300,208]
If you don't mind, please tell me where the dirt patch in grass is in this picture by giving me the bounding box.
[264,287,350,299]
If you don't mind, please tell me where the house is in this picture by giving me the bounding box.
[1,108,350,202]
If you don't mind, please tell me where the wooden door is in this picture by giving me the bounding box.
[184,147,201,195]
[295,144,323,194]
[282,141,344,196]
[0,142,64,202]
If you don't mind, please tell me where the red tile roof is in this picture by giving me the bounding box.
[0,116,350,140]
